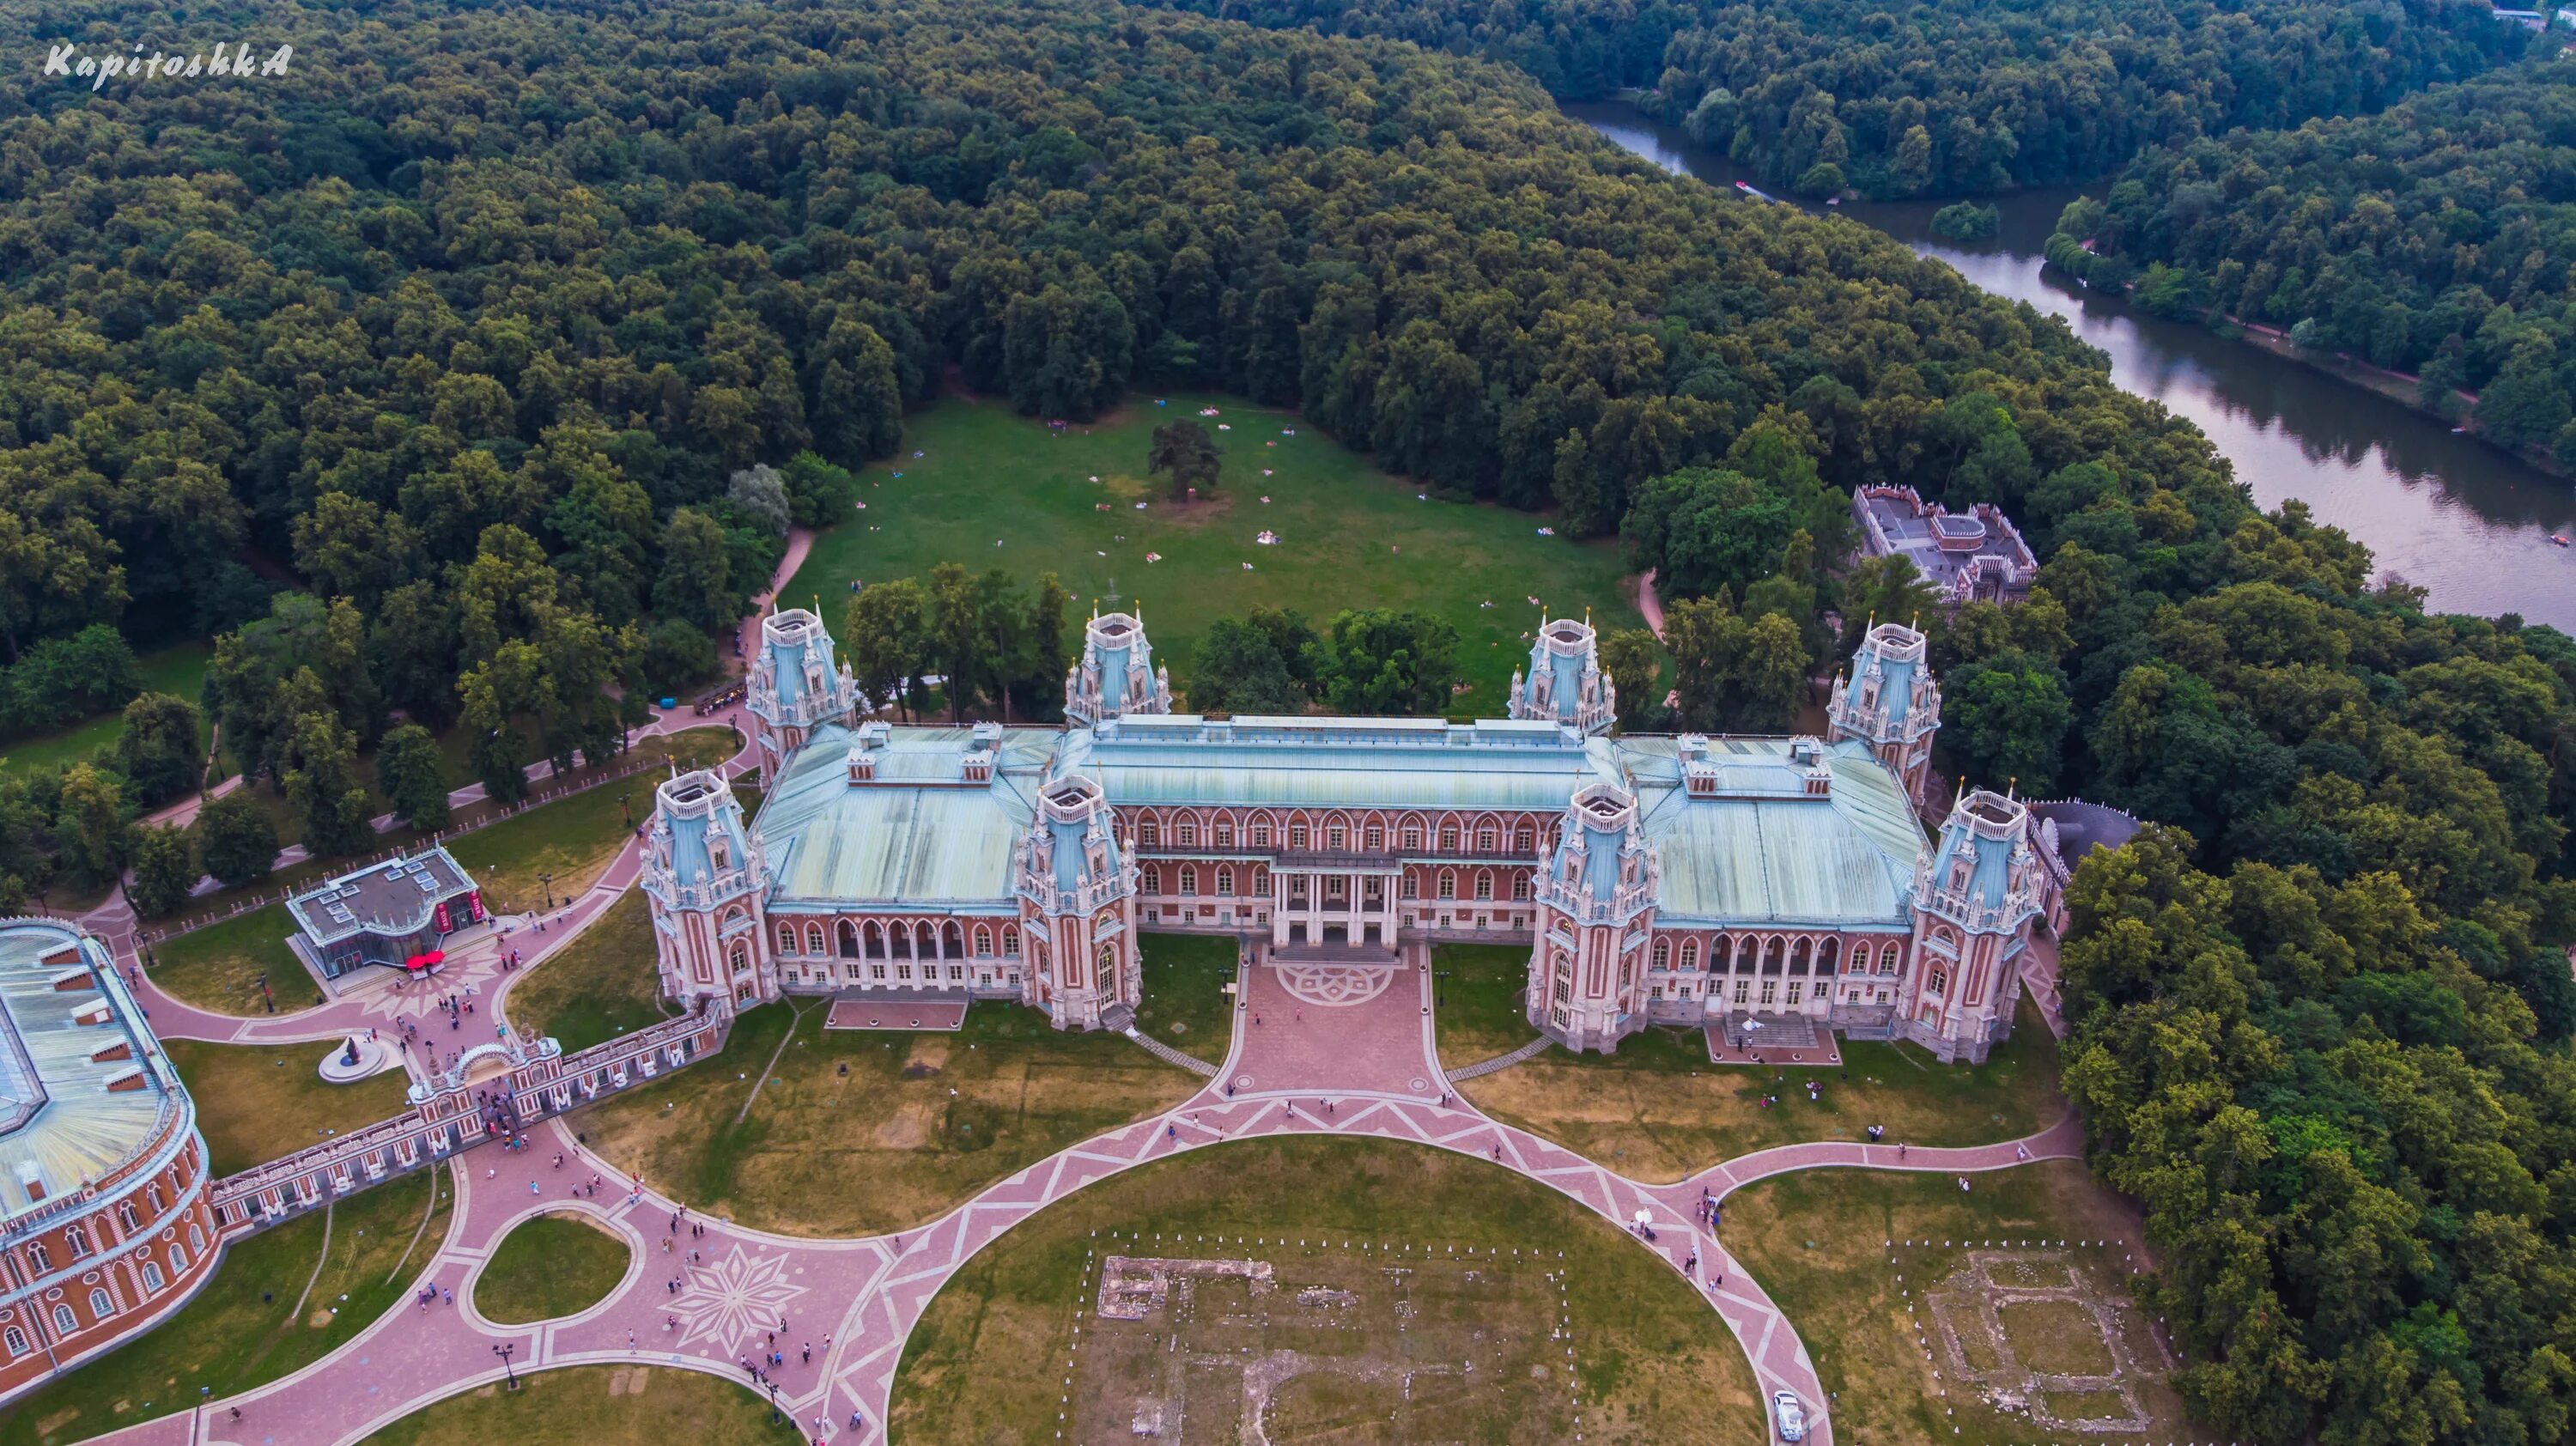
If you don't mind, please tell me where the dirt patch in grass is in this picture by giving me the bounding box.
[890,1137,1758,1446]
[572,1000,1198,1236]
[163,1038,415,1176]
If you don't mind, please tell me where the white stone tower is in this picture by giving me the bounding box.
[1900,787,2044,1062]
[1012,774,1141,1031]
[1509,614,1618,736]
[746,607,860,778]
[1527,781,1660,1053]
[1063,610,1172,726]
[640,768,775,1016]
[1826,621,1941,805]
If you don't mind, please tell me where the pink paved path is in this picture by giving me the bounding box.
[83,945,2081,1446]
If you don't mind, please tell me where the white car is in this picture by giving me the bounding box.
[1771,1389,1807,1443]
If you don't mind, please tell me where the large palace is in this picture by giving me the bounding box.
[0,920,217,1398]
[642,607,2047,1063]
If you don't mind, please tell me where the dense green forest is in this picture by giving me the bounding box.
[2050,51,2576,462]
[0,3,2571,1443]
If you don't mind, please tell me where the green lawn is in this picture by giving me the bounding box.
[162,1039,416,1177]
[501,891,670,1054]
[1456,997,2063,1182]
[1430,942,1539,1065]
[358,1364,798,1446]
[0,1168,452,1446]
[1722,1160,2195,1446]
[445,727,737,915]
[0,644,212,781]
[472,1214,630,1325]
[781,392,1641,715]
[1133,932,1237,1065]
[573,999,1198,1236]
[146,903,308,1018]
[889,1136,1761,1446]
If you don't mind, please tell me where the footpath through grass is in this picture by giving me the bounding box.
[0,1167,452,1446]
[889,1136,1760,1446]
[574,999,1198,1236]
[782,392,1639,714]
[358,1364,797,1446]
[500,890,669,1054]
[1134,932,1236,1066]
[472,1214,630,1325]
[163,1040,415,1176]
[1721,1159,2196,1446]
[1438,938,2063,1180]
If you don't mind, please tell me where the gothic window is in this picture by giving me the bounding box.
[1097,943,1117,977]
[974,925,993,956]
[776,924,798,955]
[1143,866,1162,894]
[709,838,730,872]
[1365,825,1384,850]
[1400,874,1419,900]
[841,921,862,958]
[1512,874,1531,901]
[1177,822,1196,847]
[1476,827,1496,852]
[1680,940,1698,970]
[28,1243,48,1273]
[1652,939,1671,969]
[65,1228,88,1261]
[1402,824,1423,850]
[1252,820,1273,848]
[1179,866,1198,896]
[1002,927,1020,957]
[1514,825,1534,853]
[866,923,887,958]
[1249,867,1267,894]
[1439,825,1459,851]
[1139,821,1160,848]
[807,924,826,956]
[1290,823,1309,849]
[1473,872,1493,901]
[1929,968,1948,995]
[944,922,964,958]
[1215,822,1234,848]
[117,1202,137,1232]
[1437,871,1456,900]
[1216,867,1235,896]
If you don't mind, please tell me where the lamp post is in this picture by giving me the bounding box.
[540,872,555,910]
[494,1341,519,1389]
[620,790,633,828]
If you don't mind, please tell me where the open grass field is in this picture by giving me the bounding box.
[1134,932,1238,1066]
[780,393,1641,714]
[447,727,739,915]
[1452,997,2062,1183]
[147,903,307,1017]
[0,1167,452,1446]
[357,1364,798,1446]
[162,1039,416,1176]
[573,999,1199,1236]
[501,891,669,1054]
[472,1214,631,1325]
[1429,942,1540,1065]
[0,644,212,781]
[888,1136,1761,1446]
[1720,1160,2195,1446]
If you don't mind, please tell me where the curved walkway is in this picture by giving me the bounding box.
[85,939,2084,1446]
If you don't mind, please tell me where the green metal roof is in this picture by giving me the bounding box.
[1622,737,1925,929]
[1061,714,1616,812]
[754,723,1054,909]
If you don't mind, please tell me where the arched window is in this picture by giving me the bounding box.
[1473,871,1493,901]
[1680,939,1699,970]
[1216,867,1235,896]
[1439,824,1459,851]
[28,1243,48,1273]
[944,922,965,959]
[840,920,861,958]
[1251,819,1273,848]
[728,942,748,973]
[1437,870,1456,900]
[1139,820,1160,848]
[1001,927,1021,957]
[1249,867,1267,894]
[3,1327,24,1357]
[140,1261,164,1293]
[65,1227,88,1260]
[1178,866,1198,896]
[51,1305,75,1337]
[1476,826,1496,853]
[87,1289,111,1320]
[187,1225,204,1254]
[1290,823,1309,849]
[777,923,798,955]
[166,1241,189,1275]
[1364,825,1384,851]
[865,922,886,958]
[1511,874,1531,901]
[1514,824,1534,853]
[1177,822,1196,847]
[1327,823,1346,850]
[1652,939,1671,969]
[974,925,993,957]
[1401,873,1419,899]
[1214,821,1234,848]
[1097,943,1117,977]
[1142,865,1162,894]
[890,927,914,959]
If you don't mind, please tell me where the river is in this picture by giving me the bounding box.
[1570,102,2576,630]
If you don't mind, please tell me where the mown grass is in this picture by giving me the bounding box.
[0,1168,452,1446]
[888,1136,1761,1445]
[447,727,739,915]
[781,392,1640,715]
[571,999,1198,1236]
[471,1214,631,1325]
[161,1039,415,1176]
[1134,931,1238,1065]
[357,1364,798,1446]
[499,890,670,1054]
[146,903,307,1018]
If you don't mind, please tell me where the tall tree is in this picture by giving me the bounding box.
[376,722,451,831]
[844,580,930,720]
[113,693,206,807]
[283,710,374,859]
[125,825,197,919]
[197,787,278,889]
[1595,627,1666,732]
[1146,420,1222,502]
[50,763,125,890]
[1320,610,1461,715]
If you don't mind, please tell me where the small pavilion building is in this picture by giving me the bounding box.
[285,848,485,981]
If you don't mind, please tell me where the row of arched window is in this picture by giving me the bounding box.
[1644,935,1906,975]
[3,1230,197,1358]
[775,919,1022,960]
[1139,865,1534,902]
[1130,811,1542,857]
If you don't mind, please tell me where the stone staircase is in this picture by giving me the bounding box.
[1123,1024,1220,1077]
[1724,1012,1820,1051]
[1102,1002,1136,1032]
[1446,1032,1557,1082]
